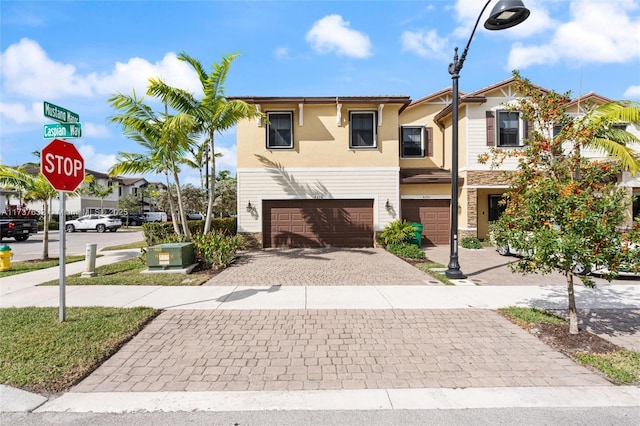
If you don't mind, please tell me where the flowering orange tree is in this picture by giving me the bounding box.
[481,71,640,334]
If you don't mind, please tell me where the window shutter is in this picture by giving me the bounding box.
[399,127,403,156]
[425,126,433,157]
[525,120,533,142]
[486,111,495,146]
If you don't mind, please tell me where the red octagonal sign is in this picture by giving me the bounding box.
[41,138,85,192]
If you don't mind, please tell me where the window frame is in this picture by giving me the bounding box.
[266,111,294,149]
[349,111,377,149]
[400,126,426,158]
[496,110,525,147]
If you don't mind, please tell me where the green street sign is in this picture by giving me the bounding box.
[43,101,80,124]
[43,123,82,139]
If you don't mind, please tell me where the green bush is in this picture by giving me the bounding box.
[142,217,237,247]
[461,237,482,250]
[386,242,425,259]
[191,231,243,270]
[379,219,416,245]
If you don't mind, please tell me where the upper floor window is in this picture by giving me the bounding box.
[266,111,293,149]
[350,111,377,149]
[486,110,528,147]
[401,126,433,158]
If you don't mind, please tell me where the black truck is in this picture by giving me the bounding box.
[0,205,39,242]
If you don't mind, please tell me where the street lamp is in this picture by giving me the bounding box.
[445,0,530,279]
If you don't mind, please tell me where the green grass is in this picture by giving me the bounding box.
[102,240,147,251]
[41,257,211,286]
[499,306,639,385]
[575,350,640,384]
[0,255,86,278]
[415,261,455,286]
[0,306,158,393]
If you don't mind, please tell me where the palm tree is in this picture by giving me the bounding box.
[585,101,640,175]
[81,182,114,213]
[147,52,262,233]
[108,92,199,240]
[0,166,58,259]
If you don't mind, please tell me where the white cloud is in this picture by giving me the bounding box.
[624,85,640,98]
[306,15,373,59]
[0,38,93,98]
[77,144,117,173]
[508,0,640,69]
[0,101,42,124]
[274,47,289,59]
[0,38,202,101]
[401,29,449,60]
[81,123,112,139]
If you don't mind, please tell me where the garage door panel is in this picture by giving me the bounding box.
[264,200,374,248]
[401,199,450,245]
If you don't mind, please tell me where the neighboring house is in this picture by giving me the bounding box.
[232,77,640,249]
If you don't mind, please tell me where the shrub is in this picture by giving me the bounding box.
[379,219,417,245]
[386,242,425,259]
[461,237,482,250]
[142,217,237,247]
[191,231,243,270]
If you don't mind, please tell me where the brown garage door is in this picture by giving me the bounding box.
[263,199,374,248]
[401,199,450,245]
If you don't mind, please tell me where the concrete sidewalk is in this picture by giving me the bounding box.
[1,248,639,415]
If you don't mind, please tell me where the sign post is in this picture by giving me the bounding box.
[41,137,84,322]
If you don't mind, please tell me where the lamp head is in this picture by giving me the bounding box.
[484,0,530,30]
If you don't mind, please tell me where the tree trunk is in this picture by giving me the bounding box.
[165,172,181,236]
[565,270,579,334]
[168,151,190,241]
[204,131,215,234]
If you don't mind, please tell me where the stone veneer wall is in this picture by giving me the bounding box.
[462,170,516,239]
[240,233,262,250]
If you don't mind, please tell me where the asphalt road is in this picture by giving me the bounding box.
[4,228,145,262]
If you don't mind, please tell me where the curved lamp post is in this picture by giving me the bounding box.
[445,0,530,279]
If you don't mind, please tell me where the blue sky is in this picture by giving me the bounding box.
[1,0,639,186]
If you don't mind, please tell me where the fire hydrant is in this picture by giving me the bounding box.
[0,244,13,271]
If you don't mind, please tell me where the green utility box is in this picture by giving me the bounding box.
[408,222,424,248]
[147,243,195,270]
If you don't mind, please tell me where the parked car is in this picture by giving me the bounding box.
[65,214,122,233]
[143,212,168,222]
[120,214,146,226]
[186,212,204,220]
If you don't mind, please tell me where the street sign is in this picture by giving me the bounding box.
[43,122,82,139]
[41,139,85,192]
[43,101,80,124]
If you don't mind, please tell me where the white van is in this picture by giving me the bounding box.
[143,212,168,222]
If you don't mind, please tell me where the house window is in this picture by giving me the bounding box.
[266,112,293,149]
[118,187,122,197]
[350,111,377,148]
[132,187,138,196]
[497,111,523,147]
[488,195,506,222]
[401,127,424,157]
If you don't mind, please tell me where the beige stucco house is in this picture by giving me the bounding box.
[231,77,640,248]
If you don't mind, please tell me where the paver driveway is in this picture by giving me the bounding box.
[205,248,440,286]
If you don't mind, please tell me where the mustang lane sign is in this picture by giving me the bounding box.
[43,101,80,123]
[43,122,82,139]
[41,139,85,192]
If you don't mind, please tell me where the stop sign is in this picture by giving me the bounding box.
[41,138,85,191]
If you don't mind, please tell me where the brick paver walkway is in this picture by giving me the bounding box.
[72,309,609,393]
[205,249,440,286]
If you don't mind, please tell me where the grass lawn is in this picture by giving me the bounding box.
[0,306,158,393]
[41,257,214,286]
[415,261,455,286]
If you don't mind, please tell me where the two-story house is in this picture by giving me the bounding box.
[232,77,640,249]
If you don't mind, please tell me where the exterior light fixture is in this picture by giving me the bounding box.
[246,201,253,212]
[385,199,392,209]
[445,0,530,279]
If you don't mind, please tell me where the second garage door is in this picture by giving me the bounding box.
[263,199,374,248]
[401,199,450,245]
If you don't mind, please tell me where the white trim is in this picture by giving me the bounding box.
[255,104,262,126]
[401,195,452,200]
[336,103,342,126]
[298,103,303,126]
[237,166,399,173]
[377,104,384,126]
[348,110,377,149]
[266,111,294,149]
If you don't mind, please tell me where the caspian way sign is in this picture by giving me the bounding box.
[43,122,82,139]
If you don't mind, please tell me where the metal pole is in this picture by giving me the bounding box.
[445,57,465,279]
[59,191,66,321]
